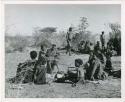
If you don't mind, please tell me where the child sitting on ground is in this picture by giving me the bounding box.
[54,58,86,87]
[74,59,86,85]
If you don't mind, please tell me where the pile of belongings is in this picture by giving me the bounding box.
[7,60,36,84]
[54,67,80,86]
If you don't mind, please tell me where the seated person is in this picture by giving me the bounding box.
[74,59,86,84]
[84,51,95,80]
[95,50,106,65]
[85,51,107,81]
[104,48,113,74]
[55,58,85,86]
[8,51,37,84]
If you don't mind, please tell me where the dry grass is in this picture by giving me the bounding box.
[5,51,121,98]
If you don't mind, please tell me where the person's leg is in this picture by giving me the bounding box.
[78,68,85,84]
[66,40,69,54]
[68,42,72,56]
[50,61,56,79]
[69,47,71,56]
[52,60,59,76]
[47,60,52,74]
[90,62,98,80]
[96,65,102,79]
[66,46,68,54]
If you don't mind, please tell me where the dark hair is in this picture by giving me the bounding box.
[52,44,56,47]
[90,42,93,46]
[102,31,104,34]
[69,27,72,31]
[81,40,85,43]
[97,41,100,44]
[41,45,44,50]
[30,51,37,59]
[75,59,83,67]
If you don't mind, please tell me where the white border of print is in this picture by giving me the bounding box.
[0,0,125,102]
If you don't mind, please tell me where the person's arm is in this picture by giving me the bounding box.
[54,49,59,58]
[33,60,38,82]
[45,49,49,57]
[38,51,41,60]
[77,69,81,80]
[66,33,68,40]
[100,35,102,41]
[90,61,97,80]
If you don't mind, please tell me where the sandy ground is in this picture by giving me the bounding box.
[5,51,121,98]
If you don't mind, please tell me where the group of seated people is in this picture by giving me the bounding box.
[8,42,114,86]
[8,44,59,84]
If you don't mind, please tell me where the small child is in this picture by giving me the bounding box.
[75,59,86,85]
[68,59,86,87]
[54,59,86,87]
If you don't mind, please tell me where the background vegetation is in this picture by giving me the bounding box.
[5,17,121,55]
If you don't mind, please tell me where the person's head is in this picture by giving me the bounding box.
[69,27,73,32]
[81,40,85,43]
[30,51,37,60]
[90,42,93,46]
[75,58,83,67]
[97,41,100,46]
[80,40,85,45]
[40,45,45,51]
[51,44,56,50]
[96,50,101,55]
[86,40,89,44]
[102,31,104,35]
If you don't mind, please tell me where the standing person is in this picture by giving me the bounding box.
[94,41,101,53]
[89,42,94,52]
[46,44,59,75]
[66,27,73,56]
[34,45,47,84]
[38,45,46,57]
[84,41,91,54]
[100,31,105,51]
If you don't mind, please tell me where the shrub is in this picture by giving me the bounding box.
[5,35,29,53]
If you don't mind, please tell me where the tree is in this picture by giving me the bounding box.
[40,27,57,38]
[78,17,89,41]
[32,27,41,46]
[71,17,91,51]
[78,17,89,33]
[33,27,57,47]
[109,23,120,35]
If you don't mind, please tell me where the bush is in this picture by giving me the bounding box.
[108,23,121,56]
[5,35,29,53]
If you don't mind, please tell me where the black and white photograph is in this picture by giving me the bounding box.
[4,3,122,98]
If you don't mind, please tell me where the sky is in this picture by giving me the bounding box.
[5,4,121,36]
[5,0,118,1]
